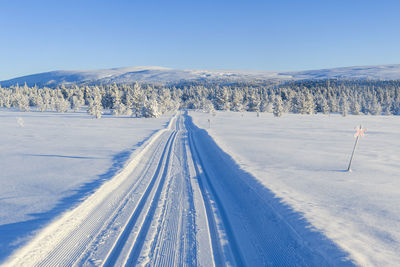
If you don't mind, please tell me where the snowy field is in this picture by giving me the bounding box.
[3,113,354,266]
[0,110,172,262]
[191,111,400,266]
[1,109,398,266]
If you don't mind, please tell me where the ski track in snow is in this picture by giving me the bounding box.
[3,113,355,266]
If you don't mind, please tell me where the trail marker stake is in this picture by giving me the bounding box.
[347,125,366,172]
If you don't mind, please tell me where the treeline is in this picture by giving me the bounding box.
[0,83,178,118]
[1,79,400,118]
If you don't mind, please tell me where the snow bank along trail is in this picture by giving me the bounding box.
[4,113,354,266]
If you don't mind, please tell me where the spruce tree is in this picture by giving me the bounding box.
[273,95,283,117]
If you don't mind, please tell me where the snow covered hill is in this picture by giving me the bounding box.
[1,64,400,87]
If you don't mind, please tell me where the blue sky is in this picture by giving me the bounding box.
[0,0,399,80]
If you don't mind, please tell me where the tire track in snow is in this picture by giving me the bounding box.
[179,122,198,267]
[145,115,197,267]
[75,132,168,266]
[147,134,184,266]
[102,131,177,266]
[37,132,169,267]
[4,115,177,267]
[123,131,178,266]
[187,118,245,267]
[185,113,357,267]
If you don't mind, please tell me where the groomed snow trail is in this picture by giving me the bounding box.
[4,113,355,267]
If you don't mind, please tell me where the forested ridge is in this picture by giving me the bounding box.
[1,79,399,118]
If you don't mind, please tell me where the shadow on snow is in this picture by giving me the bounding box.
[0,129,159,263]
[185,113,355,266]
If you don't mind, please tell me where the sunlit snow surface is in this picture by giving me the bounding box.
[0,110,172,261]
[1,109,399,266]
[191,111,400,266]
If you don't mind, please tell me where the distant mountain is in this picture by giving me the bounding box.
[288,65,400,80]
[2,64,400,87]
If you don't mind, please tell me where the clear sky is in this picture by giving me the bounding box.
[1,0,399,80]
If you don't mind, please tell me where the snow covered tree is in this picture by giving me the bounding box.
[55,96,70,113]
[202,99,215,114]
[369,94,382,115]
[87,87,103,119]
[124,88,135,116]
[1,78,400,119]
[113,101,127,116]
[111,86,125,116]
[17,94,30,112]
[131,84,145,117]
[158,88,174,114]
[260,94,273,113]
[142,97,160,118]
[329,96,339,113]
[246,90,260,112]
[71,95,83,112]
[316,96,330,114]
[214,87,231,111]
[350,99,361,115]
[273,95,283,117]
[259,94,268,112]
[3,93,11,108]
[339,96,349,117]
[36,94,47,112]
[230,90,244,111]
[295,91,315,114]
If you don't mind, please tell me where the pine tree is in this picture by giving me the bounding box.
[259,94,268,112]
[350,99,361,115]
[113,101,127,116]
[214,87,230,110]
[202,99,215,113]
[111,87,124,115]
[316,96,330,114]
[329,96,338,113]
[87,87,103,119]
[158,88,173,114]
[132,83,145,117]
[17,94,30,112]
[71,95,83,112]
[230,90,244,111]
[55,96,70,113]
[246,90,260,112]
[142,97,160,118]
[369,94,382,115]
[339,96,349,117]
[273,95,283,117]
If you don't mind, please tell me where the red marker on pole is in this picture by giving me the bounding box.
[347,125,366,172]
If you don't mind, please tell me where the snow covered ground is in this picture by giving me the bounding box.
[1,109,397,266]
[0,110,172,262]
[2,112,355,266]
[191,111,400,266]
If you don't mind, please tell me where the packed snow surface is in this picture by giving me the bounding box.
[0,110,172,262]
[2,64,400,86]
[191,111,400,266]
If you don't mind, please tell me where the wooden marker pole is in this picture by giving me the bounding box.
[347,125,366,172]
